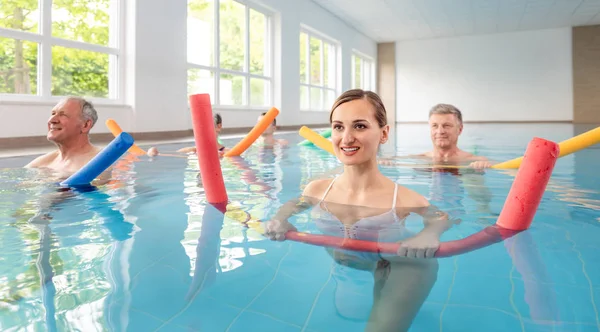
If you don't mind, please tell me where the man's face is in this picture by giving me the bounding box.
[47,99,88,143]
[429,113,462,150]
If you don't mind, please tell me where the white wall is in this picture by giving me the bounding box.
[395,28,573,123]
[0,0,376,139]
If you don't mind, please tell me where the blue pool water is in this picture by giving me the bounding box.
[1,123,599,331]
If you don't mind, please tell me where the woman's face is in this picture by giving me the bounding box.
[331,98,389,166]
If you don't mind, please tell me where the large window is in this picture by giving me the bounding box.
[0,0,122,101]
[187,0,272,108]
[299,28,338,112]
[352,52,374,91]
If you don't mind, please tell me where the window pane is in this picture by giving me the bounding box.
[52,0,110,46]
[220,73,245,105]
[310,87,322,110]
[299,33,307,84]
[354,56,362,89]
[188,69,214,100]
[51,46,109,98]
[325,89,335,110]
[364,60,371,90]
[0,37,38,94]
[219,0,245,72]
[300,85,308,110]
[250,78,269,106]
[309,37,321,85]
[249,9,266,75]
[0,1,39,33]
[323,43,336,88]
[188,0,215,66]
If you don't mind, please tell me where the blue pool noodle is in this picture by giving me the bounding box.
[60,132,134,187]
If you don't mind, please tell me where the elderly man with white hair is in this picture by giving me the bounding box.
[25,96,102,174]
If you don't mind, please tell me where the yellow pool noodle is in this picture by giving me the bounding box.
[299,126,335,155]
[105,119,147,156]
[492,126,600,169]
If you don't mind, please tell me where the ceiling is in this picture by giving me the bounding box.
[311,0,600,42]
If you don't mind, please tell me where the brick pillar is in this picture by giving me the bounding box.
[573,25,600,123]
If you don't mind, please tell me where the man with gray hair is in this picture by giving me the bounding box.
[422,103,491,168]
[25,96,104,175]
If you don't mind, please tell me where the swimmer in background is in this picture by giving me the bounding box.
[256,112,288,148]
[24,97,110,182]
[380,104,494,170]
[422,104,493,169]
[146,113,227,157]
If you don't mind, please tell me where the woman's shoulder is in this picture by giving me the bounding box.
[302,178,334,200]
[395,183,430,208]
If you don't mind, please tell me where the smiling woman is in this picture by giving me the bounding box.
[263,88,451,331]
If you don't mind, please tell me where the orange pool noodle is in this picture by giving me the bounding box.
[224,107,280,157]
[495,137,559,231]
[189,94,228,204]
[105,119,146,156]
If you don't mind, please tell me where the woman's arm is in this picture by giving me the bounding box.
[263,179,329,241]
[393,189,453,259]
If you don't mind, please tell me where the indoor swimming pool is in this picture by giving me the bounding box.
[0,123,599,331]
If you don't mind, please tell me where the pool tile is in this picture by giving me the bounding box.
[162,295,241,331]
[105,300,165,331]
[440,305,523,332]
[523,321,600,332]
[128,262,194,321]
[225,310,301,332]
[448,273,514,313]
[248,269,329,326]
[552,284,600,324]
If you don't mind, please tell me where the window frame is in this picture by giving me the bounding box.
[0,0,124,105]
[187,0,274,110]
[351,50,375,92]
[299,25,340,112]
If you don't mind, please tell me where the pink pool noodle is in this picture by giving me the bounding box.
[189,94,228,205]
[285,137,559,257]
[495,137,559,230]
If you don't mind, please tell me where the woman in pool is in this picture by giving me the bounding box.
[263,89,452,331]
[146,113,227,157]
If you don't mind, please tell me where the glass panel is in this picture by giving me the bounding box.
[310,87,322,110]
[52,0,111,46]
[187,68,214,100]
[354,55,362,89]
[249,9,266,75]
[300,85,308,110]
[325,89,335,110]
[219,0,245,71]
[299,32,307,84]
[188,0,215,66]
[0,0,39,33]
[51,46,109,98]
[324,43,336,88]
[363,60,371,90]
[309,36,321,86]
[219,73,245,105]
[250,78,269,106]
[0,37,38,94]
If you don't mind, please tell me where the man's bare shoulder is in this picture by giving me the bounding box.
[458,150,488,161]
[24,151,59,169]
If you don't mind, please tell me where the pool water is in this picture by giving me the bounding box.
[1,123,599,331]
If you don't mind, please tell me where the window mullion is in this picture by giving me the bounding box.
[214,0,220,105]
[40,0,52,97]
[245,5,250,106]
